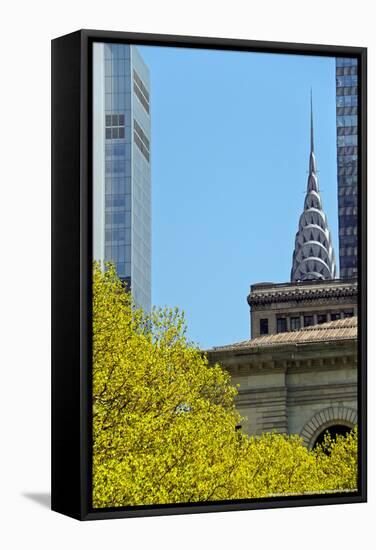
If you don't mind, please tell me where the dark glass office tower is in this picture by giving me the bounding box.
[93,43,151,312]
[335,57,358,279]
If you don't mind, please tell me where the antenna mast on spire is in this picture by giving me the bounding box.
[310,88,314,153]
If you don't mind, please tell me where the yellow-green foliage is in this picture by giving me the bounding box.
[314,427,358,492]
[92,262,358,508]
[232,429,357,499]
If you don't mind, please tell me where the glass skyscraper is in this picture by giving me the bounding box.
[335,57,358,279]
[93,43,151,312]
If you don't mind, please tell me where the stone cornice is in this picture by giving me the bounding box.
[248,281,357,307]
[207,339,357,374]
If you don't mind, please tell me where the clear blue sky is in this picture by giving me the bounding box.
[139,46,338,349]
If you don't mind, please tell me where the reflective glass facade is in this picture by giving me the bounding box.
[93,43,151,312]
[336,57,358,279]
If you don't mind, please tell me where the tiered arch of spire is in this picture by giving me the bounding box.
[291,94,336,282]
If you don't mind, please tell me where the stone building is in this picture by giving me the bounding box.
[249,278,357,338]
[207,98,358,447]
[207,316,357,448]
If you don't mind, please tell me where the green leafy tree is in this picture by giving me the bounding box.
[92,262,358,507]
[93,262,247,507]
[314,427,358,492]
[233,433,322,498]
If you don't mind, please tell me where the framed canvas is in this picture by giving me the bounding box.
[51,29,367,520]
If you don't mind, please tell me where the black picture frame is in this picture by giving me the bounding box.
[51,29,367,520]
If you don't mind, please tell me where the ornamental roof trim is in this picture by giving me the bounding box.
[248,279,357,306]
[208,316,357,353]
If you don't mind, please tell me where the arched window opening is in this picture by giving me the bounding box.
[313,424,351,449]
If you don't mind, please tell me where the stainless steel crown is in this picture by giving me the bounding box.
[291,93,336,282]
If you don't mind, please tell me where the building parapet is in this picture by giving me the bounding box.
[248,278,357,307]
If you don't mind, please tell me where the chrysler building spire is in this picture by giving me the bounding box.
[290,95,336,282]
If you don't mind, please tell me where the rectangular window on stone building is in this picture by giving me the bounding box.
[317,314,327,324]
[290,316,301,331]
[331,312,341,321]
[259,318,269,335]
[304,315,314,327]
[344,310,354,318]
[276,317,287,333]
